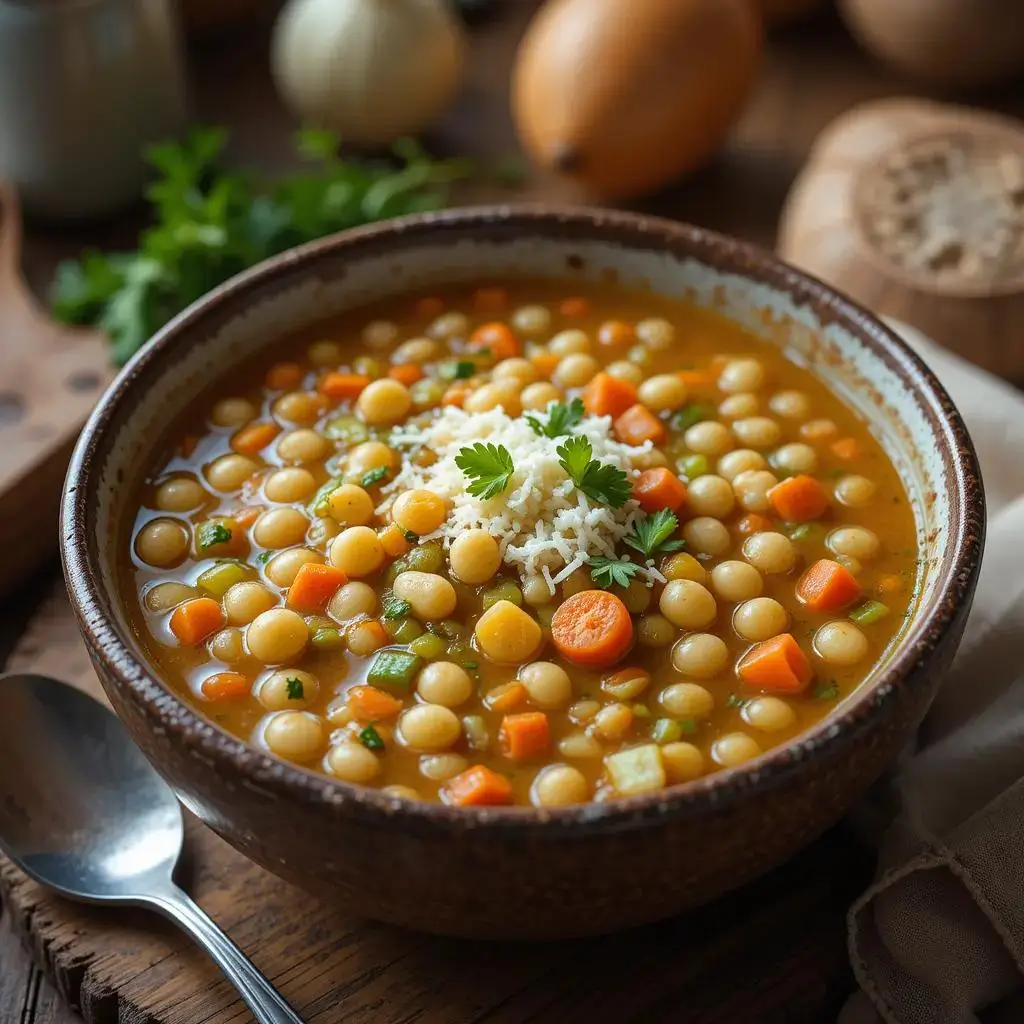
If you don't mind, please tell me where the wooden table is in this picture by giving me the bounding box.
[4,6,1024,1021]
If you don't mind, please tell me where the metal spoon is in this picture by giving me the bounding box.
[0,672,304,1024]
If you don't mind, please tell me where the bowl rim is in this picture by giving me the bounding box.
[61,204,985,834]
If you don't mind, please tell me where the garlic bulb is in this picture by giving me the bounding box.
[271,0,466,147]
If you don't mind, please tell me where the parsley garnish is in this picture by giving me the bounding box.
[672,404,714,432]
[198,522,232,551]
[814,681,840,700]
[401,528,419,543]
[556,435,631,508]
[440,360,476,381]
[256,550,272,565]
[361,466,389,488]
[525,398,585,439]
[624,509,686,559]
[455,442,515,499]
[382,596,413,619]
[358,724,385,751]
[285,677,305,701]
[588,556,641,589]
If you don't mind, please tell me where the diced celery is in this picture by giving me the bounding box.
[308,477,343,517]
[673,404,714,432]
[481,580,523,610]
[631,703,651,719]
[679,454,709,480]
[196,560,252,598]
[384,617,423,644]
[409,633,446,659]
[323,416,369,445]
[462,714,489,751]
[651,718,682,745]
[604,744,666,796]
[428,619,465,641]
[367,649,423,692]
[405,540,443,573]
[850,600,890,625]
[311,627,346,650]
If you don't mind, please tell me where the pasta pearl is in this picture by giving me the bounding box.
[356,380,412,426]
[635,317,675,350]
[712,732,761,767]
[327,742,382,783]
[549,329,590,356]
[718,358,765,393]
[135,519,189,567]
[263,711,325,762]
[265,548,322,588]
[733,470,778,513]
[224,581,277,625]
[606,361,644,386]
[553,353,600,388]
[638,374,688,413]
[328,485,375,527]
[733,598,788,642]
[592,703,634,740]
[659,580,717,630]
[687,476,739,523]
[742,696,797,732]
[327,581,377,622]
[206,454,259,493]
[732,417,781,449]
[346,619,387,657]
[660,682,715,719]
[835,475,877,507]
[247,609,308,664]
[329,527,386,577]
[398,704,462,753]
[264,467,316,504]
[273,391,321,424]
[772,443,818,475]
[362,320,399,347]
[718,393,759,419]
[392,571,458,620]
[670,633,729,679]
[391,489,447,536]
[662,742,704,782]
[307,339,342,366]
[492,358,537,386]
[637,613,677,647]
[800,418,838,443]
[518,662,572,709]
[464,383,522,415]
[682,516,731,556]
[710,561,763,602]
[717,449,767,482]
[427,312,470,339]
[210,397,256,428]
[684,421,733,456]
[531,764,589,806]
[144,581,196,611]
[416,662,473,708]
[393,337,440,364]
[511,305,551,334]
[661,552,708,583]
[521,382,563,410]
[769,390,811,419]
[448,529,501,584]
[347,441,395,477]
[155,477,206,512]
[742,532,796,574]
[276,429,329,465]
[209,628,244,663]
[253,507,309,550]
[828,526,881,560]
[419,753,469,781]
[814,621,868,665]
[258,669,318,711]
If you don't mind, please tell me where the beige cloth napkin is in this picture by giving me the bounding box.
[841,319,1024,1024]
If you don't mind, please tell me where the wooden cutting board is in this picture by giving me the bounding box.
[0,582,872,1024]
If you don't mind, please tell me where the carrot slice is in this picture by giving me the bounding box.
[831,437,861,460]
[737,513,773,535]
[737,634,813,694]
[796,559,862,612]
[233,505,264,529]
[469,322,520,361]
[485,681,527,713]
[582,372,637,419]
[170,597,225,646]
[473,287,509,313]
[442,765,514,807]
[378,523,413,558]
[266,362,303,391]
[346,684,403,720]
[499,712,550,760]
[614,404,665,446]
[232,422,279,455]
[633,468,687,513]
[286,563,348,612]
[551,591,634,669]
[559,297,590,318]
[201,672,250,700]
[415,296,445,319]
[768,475,829,522]
[530,353,560,380]
[388,364,425,386]
[319,373,371,400]
[597,320,635,347]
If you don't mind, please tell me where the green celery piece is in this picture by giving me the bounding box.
[323,415,369,445]
[367,649,423,692]
[850,600,890,625]
[481,580,523,610]
[309,477,343,517]
[408,634,446,659]
[196,561,252,598]
[405,541,443,573]
[680,454,709,480]
[651,718,682,745]
[311,627,346,650]
[384,617,424,644]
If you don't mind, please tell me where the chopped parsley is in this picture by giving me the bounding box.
[285,677,305,701]
[401,528,419,543]
[358,724,385,751]
[814,681,840,700]
[361,466,390,488]
[382,596,413,619]
[588,556,641,589]
[525,397,585,439]
[256,550,273,565]
[556,435,631,508]
[197,521,232,551]
[624,509,686,559]
[440,360,477,381]
[455,442,515,500]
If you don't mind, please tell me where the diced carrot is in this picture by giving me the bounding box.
[442,765,514,807]
[442,385,471,407]
[170,598,225,646]
[499,712,551,761]
[473,287,509,313]
[831,437,862,460]
[614,404,666,446]
[737,634,813,694]
[266,362,303,391]
[559,297,590,318]
[634,468,688,513]
[346,684,403,721]
[597,320,634,347]
[582,372,637,418]
[378,523,413,558]
[530,353,560,379]
[233,505,263,529]
[319,373,371,400]
[678,371,713,389]
[468,322,520,361]
[796,559,862,612]
[351,620,390,649]
[232,421,280,455]
[876,574,904,597]
[737,513,773,535]
[201,672,250,700]
[287,563,348,612]
[387,364,424,386]
[485,681,527,713]
[178,435,200,458]
[551,591,634,669]
[415,296,445,319]
[768,475,829,522]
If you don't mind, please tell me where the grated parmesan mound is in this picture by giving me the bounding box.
[379,405,666,592]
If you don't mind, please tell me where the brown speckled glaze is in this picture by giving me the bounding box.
[60,207,984,940]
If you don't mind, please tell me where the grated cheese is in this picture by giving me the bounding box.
[379,405,666,592]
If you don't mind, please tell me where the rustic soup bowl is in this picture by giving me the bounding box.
[61,206,984,940]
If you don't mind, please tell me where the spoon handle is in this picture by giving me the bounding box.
[147,886,305,1024]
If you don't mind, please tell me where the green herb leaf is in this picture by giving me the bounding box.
[672,404,714,432]
[679,718,698,734]
[361,466,389,488]
[358,723,385,751]
[382,596,413,619]
[401,528,419,543]
[455,442,515,500]
[850,600,890,625]
[556,436,631,508]
[439,360,476,381]
[525,398,585,439]
[624,509,686,559]
[814,681,840,701]
[285,677,305,701]
[256,550,272,565]
[588,556,641,589]
[197,521,232,551]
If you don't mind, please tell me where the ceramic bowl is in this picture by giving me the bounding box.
[61,206,984,940]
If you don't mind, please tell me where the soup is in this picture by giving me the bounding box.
[127,281,918,808]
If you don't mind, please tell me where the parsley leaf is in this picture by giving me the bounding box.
[814,681,840,701]
[198,522,232,551]
[524,398,585,439]
[624,509,686,559]
[556,436,631,508]
[439,360,476,381]
[256,550,272,565]
[285,677,305,701]
[358,724,385,751]
[455,442,515,500]
[382,596,413,619]
[588,556,641,589]
[401,528,419,543]
[361,466,390,488]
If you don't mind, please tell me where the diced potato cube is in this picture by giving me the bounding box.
[474,600,542,664]
[604,744,666,796]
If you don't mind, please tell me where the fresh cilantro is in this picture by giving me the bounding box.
[463,660,479,670]
[256,550,272,565]
[361,466,389,488]
[439,360,476,381]
[401,528,419,543]
[814,681,840,700]
[455,442,515,499]
[51,128,472,364]
[588,556,641,589]
[525,398,585,439]
[198,522,232,551]
[556,435,631,508]
[382,596,413,619]
[624,509,686,559]
[285,677,305,701]
[358,724,385,751]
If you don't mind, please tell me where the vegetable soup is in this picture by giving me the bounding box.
[127,281,918,808]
